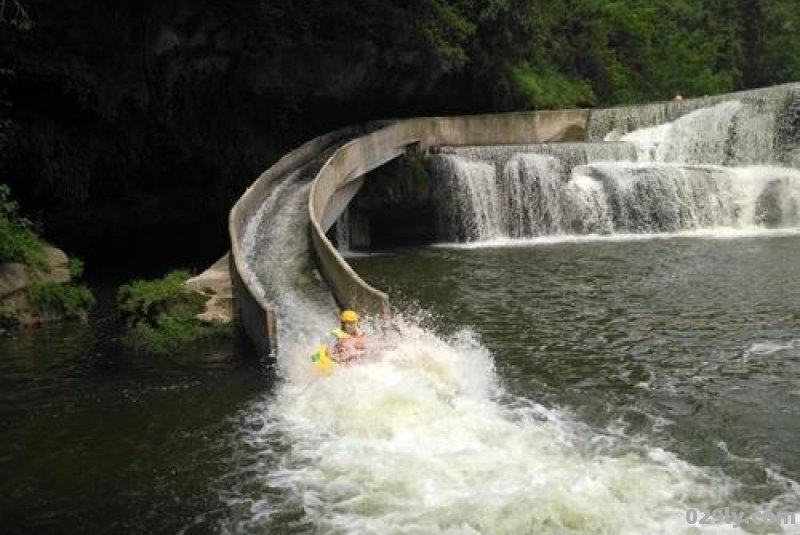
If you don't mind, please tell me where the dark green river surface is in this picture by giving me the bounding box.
[350,235,800,505]
[0,294,271,535]
[2,235,800,534]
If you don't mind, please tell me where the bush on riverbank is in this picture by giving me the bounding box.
[0,184,45,268]
[1,184,94,326]
[117,270,232,354]
[26,281,95,322]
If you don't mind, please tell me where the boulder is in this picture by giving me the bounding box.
[0,291,65,326]
[0,263,28,299]
[0,246,74,326]
[38,247,72,284]
[184,253,233,324]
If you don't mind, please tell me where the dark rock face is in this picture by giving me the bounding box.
[0,1,471,271]
[347,155,439,249]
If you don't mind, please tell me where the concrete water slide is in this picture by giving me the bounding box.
[228,84,798,356]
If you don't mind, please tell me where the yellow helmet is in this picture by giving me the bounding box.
[339,309,359,323]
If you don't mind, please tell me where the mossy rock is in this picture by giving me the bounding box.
[118,269,233,355]
[0,249,94,327]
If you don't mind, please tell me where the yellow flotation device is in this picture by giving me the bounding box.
[310,326,365,376]
[310,344,334,375]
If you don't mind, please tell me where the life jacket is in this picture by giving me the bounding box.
[332,326,365,354]
[331,326,364,340]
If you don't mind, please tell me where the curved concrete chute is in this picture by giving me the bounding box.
[229,111,592,353]
[306,111,592,324]
[229,126,365,355]
[231,83,797,354]
[308,121,430,321]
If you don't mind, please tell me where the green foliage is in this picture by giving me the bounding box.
[3,0,800,265]
[117,270,231,355]
[463,0,799,107]
[511,63,595,109]
[420,0,476,73]
[67,257,84,278]
[26,281,95,321]
[126,310,232,357]
[0,184,45,267]
[2,184,94,326]
[117,270,193,320]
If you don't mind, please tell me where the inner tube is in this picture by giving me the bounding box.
[310,344,334,375]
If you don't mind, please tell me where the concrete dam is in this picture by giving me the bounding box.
[229,83,800,356]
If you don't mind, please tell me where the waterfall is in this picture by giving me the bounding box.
[433,143,639,241]
[586,83,796,144]
[435,84,800,242]
[228,94,800,534]
[433,154,505,241]
[621,101,778,166]
[432,153,800,240]
[587,163,800,232]
[437,141,636,170]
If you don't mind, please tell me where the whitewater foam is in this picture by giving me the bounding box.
[219,315,800,535]
[433,227,800,250]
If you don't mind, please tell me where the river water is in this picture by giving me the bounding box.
[344,232,800,534]
[0,300,270,535]
[4,90,800,533]
[7,236,798,535]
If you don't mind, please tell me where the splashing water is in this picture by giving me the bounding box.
[233,173,800,531]
[222,312,792,535]
[228,172,800,535]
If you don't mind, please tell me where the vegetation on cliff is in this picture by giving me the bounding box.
[0,0,798,267]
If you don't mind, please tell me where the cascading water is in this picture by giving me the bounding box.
[586,83,796,146]
[435,85,800,243]
[621,101,778,166]
[589,163,800,232]
[435,154,800,241]
[433,154,505,241]
[434,143,639,240]
[438,141,637,170]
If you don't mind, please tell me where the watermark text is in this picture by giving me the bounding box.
[686,508,795,529]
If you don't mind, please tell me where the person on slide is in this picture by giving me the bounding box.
[329,309,366,363]
[311,309,366,374]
